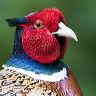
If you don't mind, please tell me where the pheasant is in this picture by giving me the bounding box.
[0,8,82,96]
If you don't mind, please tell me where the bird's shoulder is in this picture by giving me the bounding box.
[57,67,83,96]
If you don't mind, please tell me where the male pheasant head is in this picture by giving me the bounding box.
[6,8,77,64]
[2,8,82,94]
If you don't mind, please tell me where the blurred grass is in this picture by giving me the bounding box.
[0,0,96,96]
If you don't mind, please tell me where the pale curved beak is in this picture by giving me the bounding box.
[52,22,78,42]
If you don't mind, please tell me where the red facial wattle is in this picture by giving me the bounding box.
[21,8,67,64]
[22,27,60,64]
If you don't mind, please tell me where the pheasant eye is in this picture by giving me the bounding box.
[34,20,43,29]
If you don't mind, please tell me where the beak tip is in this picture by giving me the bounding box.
[75,39,78,42]
[74,37,78,42]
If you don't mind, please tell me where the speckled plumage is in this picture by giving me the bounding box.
[0,69,60,96]
[0,67,82,96]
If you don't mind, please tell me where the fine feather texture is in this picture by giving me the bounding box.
[6,53,67,75]
[3,65,67,82]
[0,67,82,96]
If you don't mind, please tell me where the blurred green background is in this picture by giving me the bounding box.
[0,0,96,95]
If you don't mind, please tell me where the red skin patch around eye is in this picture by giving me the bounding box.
[26,8,67,59]
[22,26,60,64]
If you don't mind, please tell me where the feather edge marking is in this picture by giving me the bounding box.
[3,65,67,82]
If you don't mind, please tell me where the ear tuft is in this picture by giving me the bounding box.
[6,18,18,27]
[6,18,28,27]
